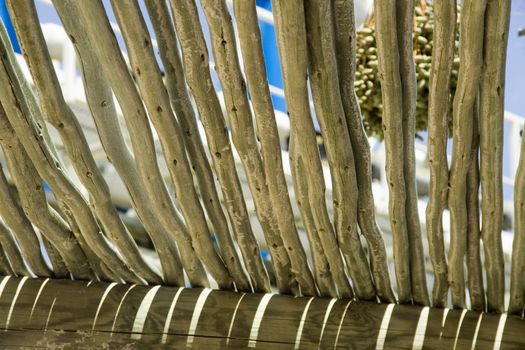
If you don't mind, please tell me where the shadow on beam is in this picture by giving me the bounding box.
[0,276,523,349]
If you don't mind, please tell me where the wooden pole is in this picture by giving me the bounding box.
[7,0,161,285]
[272,0,353,299]
[232,0,316,297]
[75,0,209,288]
[0,277,523,349]
[479,0,511,314]
[374,0,412,303]
[170,0,270,293]
[396,0,430,307]
[144,0,247,290]
[304,0,375,300]
[111,0,233,290]
[448,0,487,309]
[332,0,395,304]
[425,0,456,308]
[53,0,184,287]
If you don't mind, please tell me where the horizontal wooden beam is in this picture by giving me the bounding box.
[0,276,523,349]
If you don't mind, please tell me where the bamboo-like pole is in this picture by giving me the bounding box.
[479,0,511,313]
[0,37,141,284]
[510,127,525,315]
[52,0,183,287]
[466,101,485,312]
[304,0,374,300]
[425,0,455,308]
[0,222,29,277]
[374,0,411,303]
[0,146,50,277]
[110,0,232,290]
[144,0,248,290]
[333,0,395,304]
[232,0,316,297]
[448,0,487,309]
[74,0,209,287]
[272,0,352,298]
[7,0,161,285]
[170,0,270,293]
[397,0,429,306]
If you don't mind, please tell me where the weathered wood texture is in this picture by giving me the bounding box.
[0,277,522,349]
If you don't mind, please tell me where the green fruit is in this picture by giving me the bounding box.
[355,1,460,140]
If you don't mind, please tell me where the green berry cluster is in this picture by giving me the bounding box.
[355,2,460,139]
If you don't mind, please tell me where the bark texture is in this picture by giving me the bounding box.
[170,0,270,293]
[7,0,160,285]
[304,0,374,300]
[74,0,209,287]
[0,30,141,284]
[397,0,429,306]
[0,107,93,281]
[333,0,395,304]
[232,0,316,297]
[144,0,248,290]
[111,0,232,290]
[374,0,411,303]
[510,125,525,315]
[0,149,50,277]
[448,0,487,309]
[53,0,183,287]
[425,0,455,308]
[466,101,485,312]
[272,0,352,298]
[479,0,511,313]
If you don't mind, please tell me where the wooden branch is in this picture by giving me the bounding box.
[52,0,183,287]
[41,237,68,279]
[510,127,525,315]
[0,243,13,275]
[232,0,316,297]
[56,205,115,283]
[0,141,50,277]
[200,0,298,294]
[272,0,352,298]
[74,0,209,287]
[448,0,487,309]
[144,0,248,291]
[0,33,141,284]
[333,0,395,304]
[0,277,523,349]
[0,114,94,280]
[0,223,29,277]
[6,0,161,285]
[466,102,485,312]
[396,0,429,306]
[170,0,270,293]
[304,0,374,300]
[479,0,511,313]
[289,137,336,297]
[0,19,59,163]
[374,0,411,303]
[111,0,233,290]
[425,0,455,308]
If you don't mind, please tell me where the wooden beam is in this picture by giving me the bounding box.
[0,277,522,349]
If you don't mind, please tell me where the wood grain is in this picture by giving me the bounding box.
[0,277,523,349]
